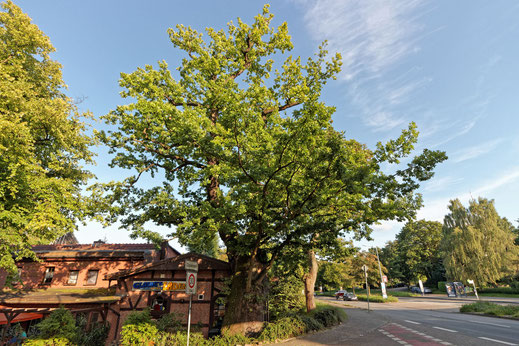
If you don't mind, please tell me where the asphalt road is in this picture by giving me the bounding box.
[277,296,519,346]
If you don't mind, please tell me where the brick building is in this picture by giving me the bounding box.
[0,241,230,343]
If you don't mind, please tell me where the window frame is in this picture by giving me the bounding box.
[43,267,55,284]
[84,270,99,286]
[67,270,79,285]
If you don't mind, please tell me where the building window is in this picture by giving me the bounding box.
[85,270,98,285]
[68,270,79,285]
[43,267,55,284]
[150,295,166,312]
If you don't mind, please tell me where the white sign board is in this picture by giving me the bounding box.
[185,260,199,272]
[418,279,425,295]
[186,271,197,295]
[381,282,388,299]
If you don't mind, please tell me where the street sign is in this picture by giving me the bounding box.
[418,279,425,296]
[382,275,388,283]
[186,271,197,295]
[185,260,199,272]
[132,281,185,291]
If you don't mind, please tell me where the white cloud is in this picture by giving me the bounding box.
[451,138,503,163]
[423,176,464,192]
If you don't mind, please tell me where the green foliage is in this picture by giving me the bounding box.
[438,281,447,292]
[396,220,444,285]
[460,301,519,318]
[441,198,519,286]
[23,338,72,346]
[155,312,183,332]
[35,307,78,341]
[93,4,445,327]
[379,241,405,286]
[297,315,324,332]
[0,0,94,276]
[120,323,158,346]
[317,261,352,291]
[269,274,305,319]
[258,316,306,342]
[356,294,398,303]
[479,287,519,294]
[350,251,388,288]
[122,308,153,326]
[74,313,109,346]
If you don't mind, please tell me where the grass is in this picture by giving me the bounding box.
[479,292,519,298]
[460,301,519,318]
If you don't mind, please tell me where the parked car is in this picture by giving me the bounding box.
[410,286,432,294]
[334,290,348,299]
[343,292,358,301]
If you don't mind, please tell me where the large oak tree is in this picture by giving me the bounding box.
[94,6,446,334]
[0,1,93,279]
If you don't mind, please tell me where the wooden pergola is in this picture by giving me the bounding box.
[0,307,55,341]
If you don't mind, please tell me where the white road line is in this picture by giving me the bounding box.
[433,326,458,333]
[404,320,421,325]
[478,337,518,345]
[471,320,511,328]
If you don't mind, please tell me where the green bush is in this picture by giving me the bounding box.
[311,309,341,327]
[479,287,519,294]
[269,275,305,319]
[297,315,324,332]
[437,281,447,292]
[122,308,153,326]
[120,323,158,346]
[460,301,519,317]
[35,307,78,341]
[258,316,306,342]
[23,338,72,346]
[156,312,183,333]
[357,294,398,303]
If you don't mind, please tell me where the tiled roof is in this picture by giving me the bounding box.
[33,243,158,252]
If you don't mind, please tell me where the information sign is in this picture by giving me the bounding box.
[185,260,199,272]
[132,281,186,291]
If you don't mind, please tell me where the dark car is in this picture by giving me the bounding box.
[342,292,358,301]
[410,286,432,294]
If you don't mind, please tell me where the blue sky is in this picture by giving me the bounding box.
[13,0,519,249]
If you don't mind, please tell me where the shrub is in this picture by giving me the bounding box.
[356,294,398,303]
[479,287,519,294]
[297,315,324,332]
[120,323,158,346]
[460,301,519,317]
[437,281,447,292]
[311,309,341,327]
[23,338,72,346]
[153,331,207,346]
[156,312,183,333]
[269,274,305,320]
[122,308,153,326]
[36,307,78,341]
[258,316,306,342]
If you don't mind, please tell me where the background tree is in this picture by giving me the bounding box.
[379,240,405,286]
[350,251,388,290]
[441,198,519,287]
[93,6,446,334]
[316,261,352,291]
[0,1,93,277]
[396,220,444,285]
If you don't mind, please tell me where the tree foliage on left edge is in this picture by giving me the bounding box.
[0,1,94,276]
[92,5,446,328]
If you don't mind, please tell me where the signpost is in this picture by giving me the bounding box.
[418,279,425,297]
[467,279,479,300]
[362,264,370,312]
[185,260,198,346]
[375,247,387,299]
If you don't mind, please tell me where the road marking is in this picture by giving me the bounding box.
[404,319,421,325]
[433,326,457,333]
[471,320,511,328]
[478,337,518,345]
[380,325,452,346]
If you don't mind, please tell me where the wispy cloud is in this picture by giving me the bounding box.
[301,0,425,79]
[451,138,503,163]
[423,176,464,192]
[417,167,519,221]
[296,0,432,132]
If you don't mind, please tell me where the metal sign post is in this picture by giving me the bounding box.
[375,247,387,299]
[467,279,479,300]
[185,260,198,346]
[362,264,369,312]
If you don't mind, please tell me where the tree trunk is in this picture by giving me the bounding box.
[304,249,318,312]
[222,256,268,337]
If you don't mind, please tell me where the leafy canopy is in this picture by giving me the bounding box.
[94,5,446,288]
[0,1,93,275]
